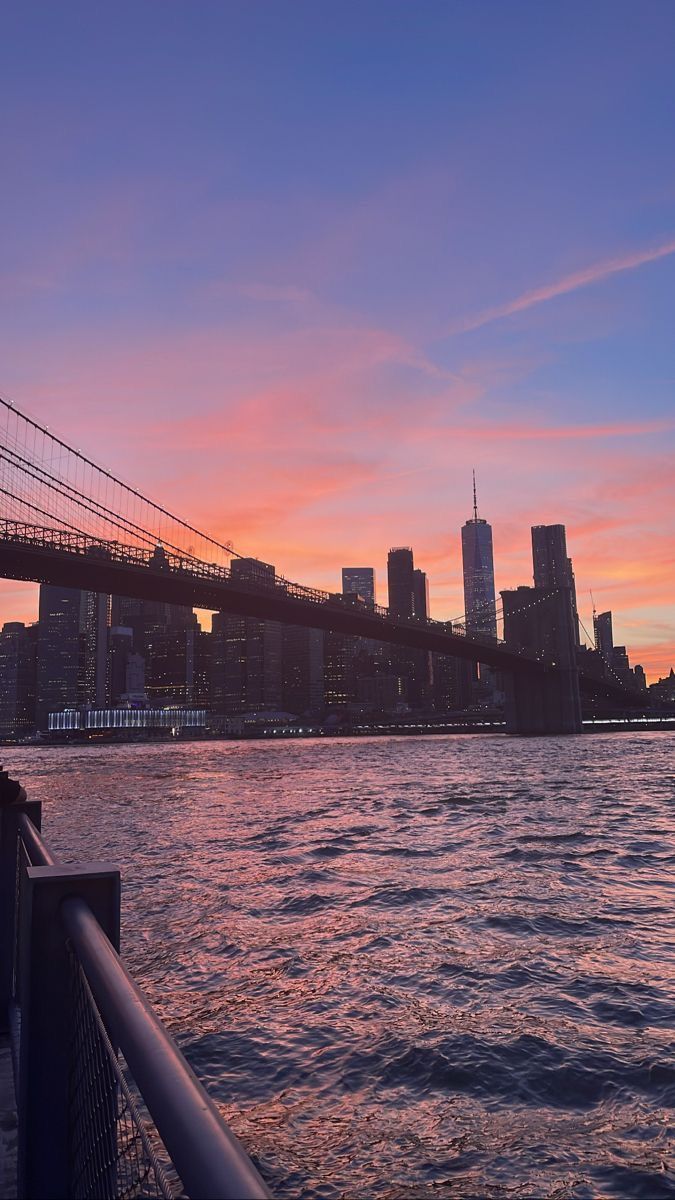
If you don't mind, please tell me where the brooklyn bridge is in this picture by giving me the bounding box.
[0,397,644,735]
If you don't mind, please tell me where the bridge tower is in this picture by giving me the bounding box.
[501,586,582,735]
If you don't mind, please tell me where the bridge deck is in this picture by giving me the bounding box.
[0,523,644,707]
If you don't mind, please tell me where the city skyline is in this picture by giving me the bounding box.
[0,481,662,680]
[1,2,674,675]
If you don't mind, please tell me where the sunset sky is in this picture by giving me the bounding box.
[1,1,674,680]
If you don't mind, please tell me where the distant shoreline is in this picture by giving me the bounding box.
[2,715,674,749]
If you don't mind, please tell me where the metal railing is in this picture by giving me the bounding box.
[0,769,271,1200]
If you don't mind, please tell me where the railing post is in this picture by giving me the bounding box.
[17,863,120,1200]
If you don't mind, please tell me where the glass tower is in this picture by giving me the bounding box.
[461,475,497,640]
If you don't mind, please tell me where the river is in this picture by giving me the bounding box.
[3,733,674,1199]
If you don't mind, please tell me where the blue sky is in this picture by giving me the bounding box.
[1,1,674,675]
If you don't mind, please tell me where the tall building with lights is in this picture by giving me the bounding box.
[461,474,497,640]
[0,622,37,737]
[594,610,613,662]
[36,585,82,728]
[342,567,375,607]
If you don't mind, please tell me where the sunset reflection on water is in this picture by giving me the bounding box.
[5,733,674,1199]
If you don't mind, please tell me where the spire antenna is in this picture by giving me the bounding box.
[472,469,478,521]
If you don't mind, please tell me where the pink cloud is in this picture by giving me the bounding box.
[0,317,673,679]
[450,236,675,334]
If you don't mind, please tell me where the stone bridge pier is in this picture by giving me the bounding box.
[501,586,582,735]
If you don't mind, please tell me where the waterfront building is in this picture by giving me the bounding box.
[48,707,207,733]
[342,567,375,607]
[0,621,37,738]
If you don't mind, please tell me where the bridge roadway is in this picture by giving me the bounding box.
[0,522,642,707]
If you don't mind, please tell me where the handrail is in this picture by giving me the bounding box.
[61,896,271,1200]
[17,812,55,867]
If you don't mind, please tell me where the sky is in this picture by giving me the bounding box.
[1,1,674,680]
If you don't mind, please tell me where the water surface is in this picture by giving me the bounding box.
[5,733,675,1198]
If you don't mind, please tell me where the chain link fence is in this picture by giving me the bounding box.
[68,951,183,1200]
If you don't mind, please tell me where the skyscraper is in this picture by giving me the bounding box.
[532,524,569,589]
[36,581,111,726]
[342,567,375,607]
[461,475,497,640]
[111,580,195,707]
[387,548,415,619]
[36,585,82,728]
[282,626,324,716]
[531,524,580,644]
[501,583,582,734]
[0,622,37,737]
[594,610,613,662]
[79,588,109,707]
[387,548,431,708]
[211,558,282,713]
[413,568,429,620]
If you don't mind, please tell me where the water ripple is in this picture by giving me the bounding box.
[4,731,675,1199]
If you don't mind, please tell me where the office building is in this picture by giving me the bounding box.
[413,569,429,620]
[108,626,136,706]
[594,610,613,663]
[386,548,432,708]
[461,476,497,640]
[111,590,195,707]
[387,548,415,619]
[531,523,580,644]
[36,585,83,728]
[79,589,109,707]
[323,630,357,709]
[611,645,634,689]
[192,628,212,708]
[0,622,37,738]
[342,568,375,607]
[431,624,473,713]
[282,625,324,716]
[501,584,581,733]
[211,558,282,713]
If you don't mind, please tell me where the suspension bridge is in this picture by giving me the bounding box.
[0,397,644,734]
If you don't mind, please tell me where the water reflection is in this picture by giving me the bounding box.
[5,733,675,1199]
